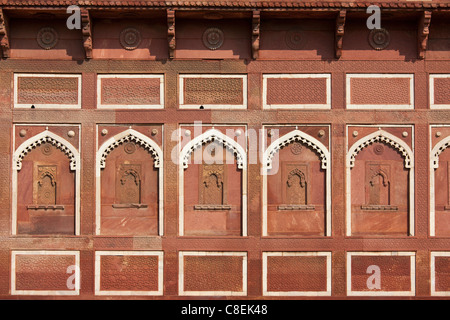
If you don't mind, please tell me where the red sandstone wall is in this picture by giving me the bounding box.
[0,4,449,300]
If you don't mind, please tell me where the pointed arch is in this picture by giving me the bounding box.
[178,128,247,236]
[13,130,79,171]
[95,128,164,236]
[180,128,246,169]
[12,129,81,235]
[263,129,330,170]
[431,135,450,169]
[97,128,162,169]
[347,129,414,169]
[261,128,331,237]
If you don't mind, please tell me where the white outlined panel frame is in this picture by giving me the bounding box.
[94,251,164,296]
[178,251,248,296]
[429,125,450,237]
[262,74,331,109]
[261,124,332,237]
[179,74,247,109]
[431,251,450,296]
[14,73,82,109]
[97,74,165,109]
[11,250,80,296]
[430,74,450,109]
[346,251,416,297]
[11,124,81,236]
[346,73,414,110]
[178,124,247,237]
[262,252,332,296]
[345,124,415,237]
[95,126,164,236]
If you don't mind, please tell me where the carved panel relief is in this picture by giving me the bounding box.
[265,126,330,236]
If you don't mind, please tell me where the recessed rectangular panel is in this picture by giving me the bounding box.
[346,74,414,109]
[347,252,415,296]
[430,74,450,109]
[263,252,331,296]
[14,74,81,109]
[431,252,450,296]
[179,251,247,296]
[263,74,331,109]
[95,251,163,296]
[11,250,80,295]
[97,74,164,109]
[179,75,247,109]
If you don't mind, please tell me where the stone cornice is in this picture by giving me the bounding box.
[1,1,449,10]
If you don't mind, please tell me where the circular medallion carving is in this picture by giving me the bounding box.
[120,27,142,50]
[41,143,53,156]
[373,144,384,155]
[368,28,390,51]
[202,27,224,50]
[285,29,303,50]
[37,27,59,50]
[290,142,303,155]
[124,142,136,154]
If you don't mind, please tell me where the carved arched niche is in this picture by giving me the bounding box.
[347,128,414,236]
[179,127,246,237]
[14,128,80,235]
[263,127,330,236]
[96,127,163,236]
[430,130,450,237]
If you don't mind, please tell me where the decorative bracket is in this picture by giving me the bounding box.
[335,9,346,59]
[0,9,10,59]
[252,10,260,60]
[167,9,176,59]
[81,9,92,59]
[418,10,432,60]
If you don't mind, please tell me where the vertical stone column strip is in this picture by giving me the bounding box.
[0,9,10,59]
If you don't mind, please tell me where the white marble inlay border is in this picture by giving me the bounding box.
[11,250,80,296]
[97,74,164,109]
[179,74,247,109]
[262,252,332,296]
[346,251,416,297]
[14,73,82,109]
[430,74,450,109]
[178,251,247,296]
[94,251,164,296]
[262,74,331,109]
[346,73,414,110]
